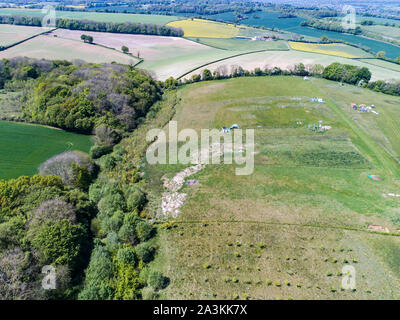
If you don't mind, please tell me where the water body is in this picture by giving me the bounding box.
[0,121,92,180]
[208,11,400,59]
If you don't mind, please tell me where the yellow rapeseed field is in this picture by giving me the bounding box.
[288,41,360,58]
[167,18,239,38]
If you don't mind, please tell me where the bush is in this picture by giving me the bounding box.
[90,144,113,159]
[125,186,146,212]
[135,242,155,263]
[148,270,169,291]
[39,151,94,186]
[97,192,125,215]
[118,223,137,245]
[135,221,154,242]
[31,219,86,268]
[116,246,137,266]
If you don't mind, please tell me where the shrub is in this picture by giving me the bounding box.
[90,144,113,159]
[135,221,154,242]
[39,151,94,186]
[116,247,137,266]
[135,242,155,263]
[31,219,86,268]
[125,186,146,212]
[148,271,169,291]
[97,192,125,215]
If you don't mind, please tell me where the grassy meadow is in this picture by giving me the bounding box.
[0,121,92,180]
[144,76,400,300]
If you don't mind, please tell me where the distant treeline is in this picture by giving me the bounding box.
[301,20,362,35]
[0,15,184,37]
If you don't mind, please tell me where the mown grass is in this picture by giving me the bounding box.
[145,76,400,300]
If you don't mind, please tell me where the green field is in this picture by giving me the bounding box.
[0,8,182,25]
[0,24,45,47]
[144,76,400,300]
[187,38,289,51]
[0,121,92,180]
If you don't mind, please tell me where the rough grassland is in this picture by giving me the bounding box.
[167,19,239,38]
[0,8,182,25]
[0,34,139,64]
[182,50,400,82]
[319,80,400,164]
[288,41,373,59]
[145,77,400,300]
[0,121,92,180]
[0,24,45,47]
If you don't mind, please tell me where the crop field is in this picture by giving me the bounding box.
[288,42,373,59]
[187,38,289,51]
[182,50,400,82]
[167,18,239,38]
[145,76,400,300]
[0,8,182,25]
[0,24,46,47]
[0,34,139,64]
[50,29,210,62]
[0,121,92,180]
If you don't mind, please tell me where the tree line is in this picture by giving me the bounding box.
[166,62,400,97]
[0,15,184,37]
